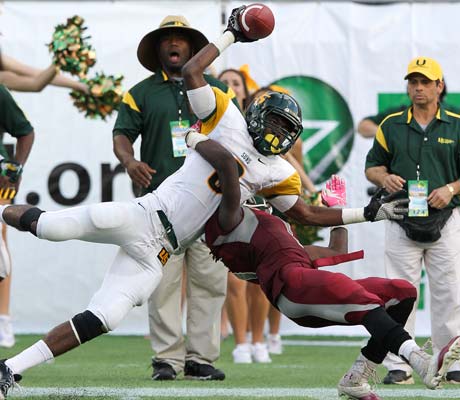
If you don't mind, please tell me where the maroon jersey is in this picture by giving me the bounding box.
[205,207,313,301]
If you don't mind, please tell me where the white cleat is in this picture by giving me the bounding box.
[267,334,283,355]
[251,342,272,363]
[232,343,252,364]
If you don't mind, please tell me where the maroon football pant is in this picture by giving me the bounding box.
[274,265,416,328]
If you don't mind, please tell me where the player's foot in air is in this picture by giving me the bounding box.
[337,354,381,399]
[409,335,460,389]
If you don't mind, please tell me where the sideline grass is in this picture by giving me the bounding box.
[1,335,459,399]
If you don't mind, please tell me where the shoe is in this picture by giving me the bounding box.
[151,360,176,381]
[184,360,225,381]
[0,317,14,348]
[251,342,272,363]
[382,370,414,385]
[232,343,252,364]
[0,360,21,399]
[409,335,460,389]
[338,354,381,400]
[267,334,283,355]
[446,370,460,383]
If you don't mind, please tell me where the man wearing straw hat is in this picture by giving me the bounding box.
[113,15,234,381]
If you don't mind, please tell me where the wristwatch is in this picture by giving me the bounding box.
[446,183,455,195]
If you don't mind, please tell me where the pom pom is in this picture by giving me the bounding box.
[70,72,124,120]
[48,15,96,78]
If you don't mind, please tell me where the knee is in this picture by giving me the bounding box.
[70,310,107,344]
[391,279,417,302]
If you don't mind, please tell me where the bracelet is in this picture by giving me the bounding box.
[446,183,455,195]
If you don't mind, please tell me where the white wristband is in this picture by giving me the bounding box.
[212,31,235,54]
[186,130,209,149]
[341,208,366,225]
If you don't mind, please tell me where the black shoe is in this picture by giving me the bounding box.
[383,369,414,385]
[151,360,176,381]
[0,360,21,399]
[184,360,225,381]
[446,370,460,383]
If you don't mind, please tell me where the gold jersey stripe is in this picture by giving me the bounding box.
[376,111,404,153]
[122,92,141,113]
[201,87,233,135]
[257,172,302,198]
[446,110,460,119]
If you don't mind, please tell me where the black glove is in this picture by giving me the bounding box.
[364,188,409,222]
[0,160,23,183]
[225,6,258,43]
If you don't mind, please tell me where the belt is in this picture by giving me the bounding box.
[156,210,178,250]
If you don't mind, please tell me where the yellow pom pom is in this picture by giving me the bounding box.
[264,133,281,154]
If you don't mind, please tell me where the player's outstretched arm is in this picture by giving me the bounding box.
[185,129,242,231]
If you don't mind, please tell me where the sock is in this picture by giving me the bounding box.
[6,340,54,374]
[0,205,10,224]
[398,339,420,362]
[357,352,378,368]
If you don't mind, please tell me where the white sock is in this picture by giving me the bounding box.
[6,340,54,374]
[398,339,420,361]
[0,205,10,224]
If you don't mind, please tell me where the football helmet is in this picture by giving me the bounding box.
[246,91,303,156]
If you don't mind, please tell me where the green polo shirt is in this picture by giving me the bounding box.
[365,105,460,208]
[113,69,237,193]
[0,85,34,158]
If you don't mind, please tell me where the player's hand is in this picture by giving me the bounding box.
[225,6,257,43]
[427,186,453,209]
[382,174,406,193]
[321,175,346,208]
[364,188,409,222]
[125,159,156,189]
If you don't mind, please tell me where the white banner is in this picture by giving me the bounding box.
[2,1,455,336]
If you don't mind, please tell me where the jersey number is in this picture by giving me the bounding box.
[207,158,245,193]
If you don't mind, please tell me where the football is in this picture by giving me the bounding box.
[238,3,275,40]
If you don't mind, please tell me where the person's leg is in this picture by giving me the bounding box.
[424,208,460,382]
[246,283,270,363]
[267,305,282,355]
[382,220,424,383]
[226,273,251,363]
[148,253,185,379]
[184,240,226,380]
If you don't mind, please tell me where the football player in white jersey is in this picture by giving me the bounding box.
[0,6,408,396]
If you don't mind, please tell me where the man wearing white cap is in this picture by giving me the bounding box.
[366,57,460,385]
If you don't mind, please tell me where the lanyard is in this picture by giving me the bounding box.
[169,78,187,123]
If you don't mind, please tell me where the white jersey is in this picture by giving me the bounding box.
[143,86,301,252]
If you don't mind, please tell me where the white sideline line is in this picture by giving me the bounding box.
[282,339,365,347]
[9,387,460,399]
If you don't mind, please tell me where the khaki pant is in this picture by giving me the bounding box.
[383,208,460,373]
[148,239,227,373]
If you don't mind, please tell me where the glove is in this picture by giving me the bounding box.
[364,188,409,222]
[225,6,258,43]
[185,128,209,149]
[321,175,346,208]
[0,160,23,183]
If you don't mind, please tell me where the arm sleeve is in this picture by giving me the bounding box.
[112,91,143,142]
[0,85,33,137]
[186,84,217,120]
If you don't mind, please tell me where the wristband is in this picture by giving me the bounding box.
[212,31,235,54]
[185,130,209,149]
[341,208,366,225]
[446,183,455,195]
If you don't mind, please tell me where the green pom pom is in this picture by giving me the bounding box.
[70,72,125,120]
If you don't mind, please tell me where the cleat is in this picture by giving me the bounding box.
[232,343,252,364]
[251,342,271,363]
[184,360,225,381]
[410,336,460,389]
[267,334,283,355]
[151,360,176,381]
[338,355,381,400]
[446,370,460,384]
[382,369,414,385]
[0,360,21,400]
